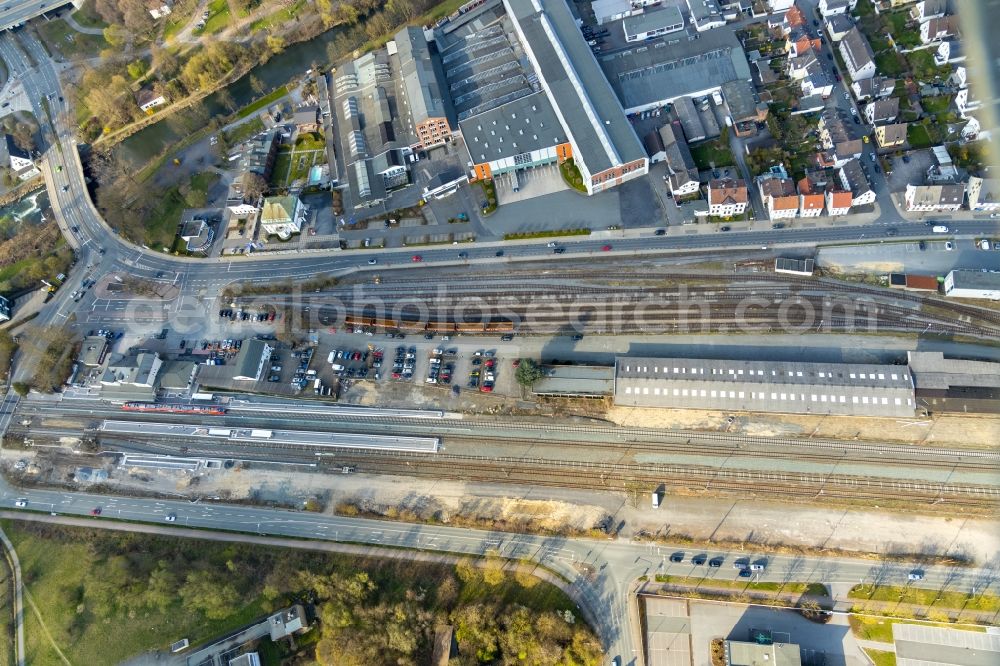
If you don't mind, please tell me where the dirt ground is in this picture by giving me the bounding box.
[606,406,1000,448]
[9,448,997,563]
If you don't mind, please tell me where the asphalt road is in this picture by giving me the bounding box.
[0,1,68,32]
[1,477,998,666]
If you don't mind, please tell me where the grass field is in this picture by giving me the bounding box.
[195,0,231,36]
[849,584,1000,612]
[70,4,108,30]
[250,0,307,33]
[3,521,590,665]
[864,649,897,666]
[36,20,108,59]
[907,123,937,149]
[921,95,954,115]
[849,615,987,643]
[654,575,827,596]
[691,140,735,169]
[223,116,265,145]
[236,86,288,120]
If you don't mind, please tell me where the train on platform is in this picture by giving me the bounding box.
[121,402,227,416]
[344,315,514,333]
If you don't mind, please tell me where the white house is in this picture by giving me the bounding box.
[708,178,749,216]
[825,14,853,42]
[910,0,946,22]
[904,183,966,212]
[135,88,167,113]
[839,27,877,82]
[837,159,876,206]
[2,135,39,181]
[826,189,853,216]
[864,98,899,125]
[818,0,853,18]
[767,0,795,12]
[920,15,957,44]
[966,177,1000,212]
[757,167,799,220]
[259,195,306,239]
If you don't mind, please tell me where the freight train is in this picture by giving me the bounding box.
[121,402,227,416]
[344,316,514,333]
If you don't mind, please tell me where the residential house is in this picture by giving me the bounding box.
[1,135,39,181]
[864,98,899,125]
[708,178,749,216]
[148,3,172,19]
[910,0,946,22]
[839,27,877,82]
[656,123,700,197]
[826,189,853,215]
[259,195,306,239]
[686,0,726,32]
[757,167,798,220]
[767,0,795,12]
[818,109,863,167]
[780,2,807,34]
[291,106,320,134]
[135,87,167,113]
[818,0,853,17]
[966,177,1000,212]
[874,122,908,149]
[825,14,853,41]
[800,55,833,97]
[179,216,213,253]
[786,30,822,57]
[852,76,896,102]
[837,159,875,206]
[797,177,826,217]
[903,183,966,211]
[920,15,957,44]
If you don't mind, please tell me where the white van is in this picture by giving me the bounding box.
[932,225,949,233]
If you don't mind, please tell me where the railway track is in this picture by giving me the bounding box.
[97,437,998,509]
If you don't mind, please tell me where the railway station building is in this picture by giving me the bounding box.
[613,357,917,417]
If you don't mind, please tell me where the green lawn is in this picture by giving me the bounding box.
[864,649,897,666]
[849,615,986,643]
[921,95,953,115]
[270,151,292,188]
[236,85,288,119]
[875,50,906,77]
[223,116,265,145]
[36,19,108,59]
[196,0,231,35]
[70,3,108,30]
[907,123,936,149]
[654,575,827,596]
[906,50,950,82]
[559,158,588,193]
[250,0,307,33]
[294,132,325,151]
[690,140,735,169]
[145,187,187,250]
[849,584,1000,612]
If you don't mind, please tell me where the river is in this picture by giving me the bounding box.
[0,187,50,235]
[115,27,345,166]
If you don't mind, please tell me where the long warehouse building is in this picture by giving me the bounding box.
[614,357,916,417]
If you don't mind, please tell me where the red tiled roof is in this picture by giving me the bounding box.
[786,3,806,28]
[772,195,799,211]
[800,194,824,210]
[829,191,853,209]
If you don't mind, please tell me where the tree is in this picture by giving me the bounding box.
[179,570,241,620]
[240,172,268,202]
[265,34,286,55]
[102,23,128,48]
[249,74,266,95]
[515,358,544,387]
[11,382,29,396]
[126,59,147,80]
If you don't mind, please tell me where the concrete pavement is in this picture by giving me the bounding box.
[0,524,25,666]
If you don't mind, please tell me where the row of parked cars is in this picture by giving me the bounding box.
[219,309,276,322]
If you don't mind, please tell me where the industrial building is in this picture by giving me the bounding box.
[505,0,649,194]
[909,351,1000,413]
[232,339,275,382]
[531,365,615,398]
[892,616,1000,666]
[943,270,1000,300]
[774,257,815,275]
[599,28,752,113]
[332,26,453,209]
[614,356,917,417]
[726,640,802,666]
[623,5,685,42]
